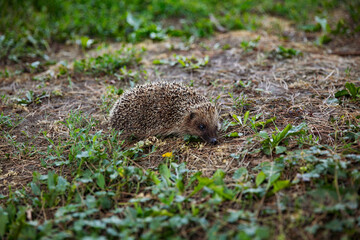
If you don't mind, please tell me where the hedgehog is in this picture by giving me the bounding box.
[109,82,220,144]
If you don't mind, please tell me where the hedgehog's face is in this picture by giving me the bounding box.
[183,103,219,145]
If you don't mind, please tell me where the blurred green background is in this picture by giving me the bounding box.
[1,0,359,62]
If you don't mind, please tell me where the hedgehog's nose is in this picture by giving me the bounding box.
[210,138,218,145]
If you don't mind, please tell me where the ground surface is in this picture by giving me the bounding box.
[0,16,360,239]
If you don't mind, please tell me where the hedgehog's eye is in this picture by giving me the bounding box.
[199,124,206,131]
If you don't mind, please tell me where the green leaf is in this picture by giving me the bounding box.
[275,146,287,154]
[209,185,234,200]
[315,16,330,33]
[76,150,90,159]
[186,171,202,190]
[305,224,320,234]
[190,176,213,196]
[226,132,243,137]
[233,167,248,180]
[56,176,69,193]
[47,171,56,190]
[159,164,171,185]
[213,169,225,184]
[232,114,241,123]
[316,34,332,45]
[203,55,209,65]
[326,98,339,105]
[258,131,269,139]
[30,182,41,196]
[92,134,98,143]
[288,122,306,135]
[149,171,161,185]
[335,89,350,98]
[277,124,292,142]
[345,82,358,98]
[176,179,184,193]
[177,59,186,67]
[265,117,277,125]
[97,173,105,189]
[126,12,141,30]
[153,59,164,65]
[262,146,271,156]
[269,172,281,186]
[255,226,270,239]
[0,208,8,237]
[99,196,112,209]
[243,111,249,125]
[325,219,343,232]
[271,180,290,194]
[256,171,266,187]
[227,210,245,223]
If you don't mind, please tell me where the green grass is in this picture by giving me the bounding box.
[1,108,359,239]
[268,46,303,60]
[153,54,210,69]
[0,113,14,129]
[6,72,359,239]
[1,0,359,62]
[15,90,49,106]
[73,46,144,75]
[240,36,261,52]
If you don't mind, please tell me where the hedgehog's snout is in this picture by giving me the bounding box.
[210,138,218,145]
[202,131,218,145]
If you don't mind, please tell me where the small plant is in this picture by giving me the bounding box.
[230,111,250,128]
[0,113,13,128]
[240,36,260,52]
[228,92,249,112]
[74,46,144,75]
[114,66,144,83]
[345,67,352,77]
[209,94,221,104]
[153,54,209,69]
[0,68,10,78]
[222,43,231,50]
[126,12,168,42]
[314,16,332,45]
[27,61,43,73]
[16,90,49,106]
[268,46,302,59]
[75,36,95,50]
[4,132,37,157]
[253,161,290,195]
[236,80,252,89]
[175,54,209,69]
[248,114,277,132]
[224,111,250,137]
[332,19,350,35]
[258,123,307,155]
[1,94,11,105]
[57,61,69,76]
[224,112,276,135]
[297,132,320,147]
[335,82,360,101]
